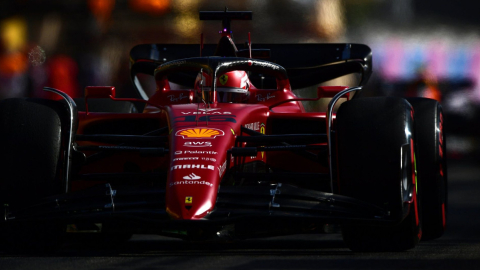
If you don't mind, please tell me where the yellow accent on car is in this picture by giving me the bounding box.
[219,74,228,85]
[179,128,221,138]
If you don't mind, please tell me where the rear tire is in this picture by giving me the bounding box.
[407,97,447,240]
[336,97,421,251]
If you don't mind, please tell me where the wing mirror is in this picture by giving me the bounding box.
[83,86,116,114]
[83,86,163,114]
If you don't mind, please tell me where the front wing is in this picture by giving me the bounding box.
[1,181,403,237]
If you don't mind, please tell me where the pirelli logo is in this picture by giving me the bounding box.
[175,128,225,139]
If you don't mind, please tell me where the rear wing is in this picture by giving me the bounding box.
[130,43,371,98]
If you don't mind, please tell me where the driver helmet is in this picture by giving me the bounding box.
[195,70,250,103]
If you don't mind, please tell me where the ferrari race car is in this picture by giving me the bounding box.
[0,10,447,252]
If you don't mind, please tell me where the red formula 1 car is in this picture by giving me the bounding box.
[0,10,447,252]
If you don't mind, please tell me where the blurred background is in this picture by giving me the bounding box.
[0,0,478,160]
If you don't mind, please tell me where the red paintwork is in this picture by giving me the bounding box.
[76,78,350,220]
[163,100,289,219]
[442,203,446,228]
[73,20,354,221]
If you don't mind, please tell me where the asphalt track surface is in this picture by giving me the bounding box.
[0,159,479,270]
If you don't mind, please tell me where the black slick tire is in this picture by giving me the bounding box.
[0,98,63,204]
[407,97,447,240]
[0,98,65,252]
[336,97,421,251]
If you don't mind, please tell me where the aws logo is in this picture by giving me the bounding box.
[184,141,212,147]
[175,128,225,139]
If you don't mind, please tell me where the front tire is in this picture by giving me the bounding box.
[0,98,66,252]
[336,97,421,251]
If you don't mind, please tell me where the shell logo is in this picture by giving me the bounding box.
[175,128,225,139]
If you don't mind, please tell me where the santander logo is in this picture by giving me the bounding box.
[170,173,214,187]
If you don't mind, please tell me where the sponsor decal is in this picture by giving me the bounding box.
[198,108,220,112]
[219,74,228,85]
[218,160,227,177]
[171,164,215,171]
[185,197,193,204]
[170,180,214,187]
[245,123,265,160]
[180,111,232,115]
[256,93,276,102]
[167,93,189,102]
[180,108,232,115]
[244,122,265,133]
[245,122,260,131]
[176,128,225,139]
[175,115,236,123]
[201,157,216,162]
[175,150,218,155]
[173,157,199,162]
[183,173,201,180]
[184,141,212,147]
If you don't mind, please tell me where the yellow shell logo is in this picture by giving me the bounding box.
[176,128,225,138]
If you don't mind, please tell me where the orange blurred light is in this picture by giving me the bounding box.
[0,52,27,75]
[88,0,116,23]
[315,0,345,41]
[130,0,170,15]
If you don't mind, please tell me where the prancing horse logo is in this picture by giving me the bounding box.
[219,74,228,85]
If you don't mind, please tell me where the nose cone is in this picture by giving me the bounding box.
[166,174,217,219]
[166,124,234,220]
